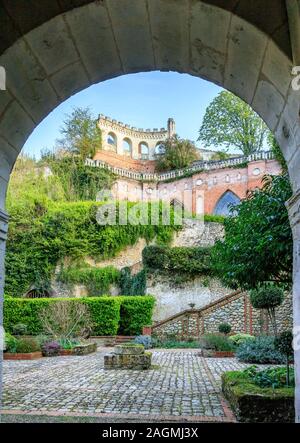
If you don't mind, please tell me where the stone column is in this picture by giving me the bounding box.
[0,208,8,415]
[287,190,300,423]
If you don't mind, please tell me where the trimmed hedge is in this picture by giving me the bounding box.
[142,245,212,275]
[117,296,155,336]
[4,296,155,336]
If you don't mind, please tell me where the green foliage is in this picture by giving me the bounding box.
[250,285,284,335]
[4,296,154,337]
[48,156,115,201]
[119,267,147,296]
[198,91,270,155]
[250,286,284,310]
[142,245,212,276]
[236,336,285,364]
[268,134,287,172]
[15,337,41,353]
[218,323,232,335]
[58,338,81,350]
[228,333,255,347]
[5,200,179,297]
[56,107,102,159]
[203,214,225,224]
[4,332,18,353]
[156,135,200,171]
[4,297,121,336]
[59,265,120,296]
[275,331,293,358]
[212,174,293,290]
[274,331,294,386]
[200,333,234,352]
[243,366,295,389]
[11,323,28,336]
[118,296,155,335]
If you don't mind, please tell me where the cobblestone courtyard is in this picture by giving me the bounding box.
[2,348,250,422]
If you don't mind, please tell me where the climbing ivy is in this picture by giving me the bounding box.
[5,201,180,297]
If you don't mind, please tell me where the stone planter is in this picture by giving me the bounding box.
[105,344,152,370]
[222,372,294,423]
[72,342,97,356]
[4,351,43,360]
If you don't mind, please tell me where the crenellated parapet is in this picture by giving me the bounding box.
[97,115,176,160]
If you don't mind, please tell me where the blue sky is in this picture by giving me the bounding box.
[23,71,223,158]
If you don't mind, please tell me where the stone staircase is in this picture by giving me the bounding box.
[150,290,260,339]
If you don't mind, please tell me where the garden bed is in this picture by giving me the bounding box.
[4,352,43,360]
[222,371,295,423]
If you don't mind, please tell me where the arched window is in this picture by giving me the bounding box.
[123,138,132,157]
[139,142,149,160]
[24,287,52,299]
[107,132,117,152]
[213,191,241,216]
[155,142,165,156]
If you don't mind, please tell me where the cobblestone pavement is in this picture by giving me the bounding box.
[2,349,250,421]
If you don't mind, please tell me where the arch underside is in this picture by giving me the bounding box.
[0,0,299,213]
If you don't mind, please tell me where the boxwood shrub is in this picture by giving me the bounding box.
[4,296,155,337]
[117,296,155,336]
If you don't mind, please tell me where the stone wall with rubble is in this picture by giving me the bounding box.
[151,291,293,339]
[147,274,231,322]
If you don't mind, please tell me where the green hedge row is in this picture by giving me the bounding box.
[4,296,155,336]
[142,245,212,275]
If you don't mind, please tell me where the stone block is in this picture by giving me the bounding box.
[104,345,152,370]
[115,344,144,355]
[72,342,97,356]
[66,2,123,82]
[148,0,189,72]
[225,15,268,104]
[106,0,155,73]
[25,15,78,76]
[252,80,285,131]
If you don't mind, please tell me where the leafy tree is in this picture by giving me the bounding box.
[274,330,294,386]
[156,135,200,171]
[198,91,270,155]
[212,173,293,289]
[57,107,102,159]
[250,285,284,335]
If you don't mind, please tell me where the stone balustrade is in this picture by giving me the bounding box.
[86,151,275,182]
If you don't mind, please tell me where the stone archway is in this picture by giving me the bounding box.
[0,0,300,421]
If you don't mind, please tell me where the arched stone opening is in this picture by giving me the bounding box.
[123,137,132,157]
[139,142,149,160]
[106,132,117,152]
[213,190,241,216]
[0,0,299,420]
[155,142,165,157]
